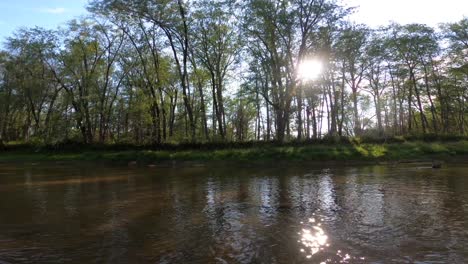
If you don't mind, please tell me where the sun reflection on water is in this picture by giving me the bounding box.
[299,218,329,257]
[298,216,366,263]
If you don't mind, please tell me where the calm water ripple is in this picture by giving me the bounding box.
[0,162,467,263]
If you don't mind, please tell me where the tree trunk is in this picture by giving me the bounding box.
[410,69,427,134]
[297,86,303,140]
[352,87,360,136]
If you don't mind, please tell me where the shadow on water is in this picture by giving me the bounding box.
[0,162,467,263]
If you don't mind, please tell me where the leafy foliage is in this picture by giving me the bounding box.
[0,1,467,145]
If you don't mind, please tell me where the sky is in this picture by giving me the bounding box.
[0,0,467,44]
[0,0,89,43]
[347,0,468,28]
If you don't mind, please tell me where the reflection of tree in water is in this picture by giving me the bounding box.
[2,164,468,263]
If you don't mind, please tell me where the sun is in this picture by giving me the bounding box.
[297,59,323,81]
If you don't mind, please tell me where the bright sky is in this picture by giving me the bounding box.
[347,0,468,28]
[0,0,467,44]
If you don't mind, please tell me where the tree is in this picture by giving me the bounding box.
[1,2,467,145]
[192,0,240,140]
[336,24,369,136]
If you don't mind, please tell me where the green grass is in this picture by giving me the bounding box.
[0,141,467,164]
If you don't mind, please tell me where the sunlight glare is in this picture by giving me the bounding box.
[300,226,328,256]
[298,59,323,81]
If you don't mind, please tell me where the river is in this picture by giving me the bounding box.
[0,162,467,263]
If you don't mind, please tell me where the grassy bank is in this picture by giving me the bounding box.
[0,141,467,164]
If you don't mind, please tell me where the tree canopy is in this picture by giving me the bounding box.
[0,1,467,144]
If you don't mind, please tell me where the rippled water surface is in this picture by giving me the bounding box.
[0,162,467,263]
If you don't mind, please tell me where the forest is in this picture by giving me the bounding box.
[0,0,467,146]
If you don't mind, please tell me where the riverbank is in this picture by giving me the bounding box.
[0,141,467,164]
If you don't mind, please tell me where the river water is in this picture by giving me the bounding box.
[0,162,467,263]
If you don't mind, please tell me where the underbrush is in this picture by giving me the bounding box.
[1,140,466,163]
